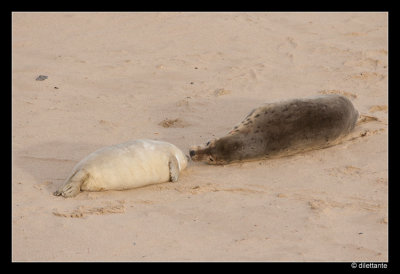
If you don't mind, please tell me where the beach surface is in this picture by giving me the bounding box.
[12,12,388,261]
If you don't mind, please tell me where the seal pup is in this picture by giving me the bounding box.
[54,139,188,198]
[189,94,359,165]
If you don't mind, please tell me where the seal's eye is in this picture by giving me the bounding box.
[208,156,214,162]
[206,141,210,146]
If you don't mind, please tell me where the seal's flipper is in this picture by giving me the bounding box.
[168,156,180,183]
[356,114,380,125]
[54,169,88,198]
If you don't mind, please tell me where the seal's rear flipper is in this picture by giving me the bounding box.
[54,169,88,198]
[341,114,385,144]
[357,114,380,125]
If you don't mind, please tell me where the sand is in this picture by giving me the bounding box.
[12,12,388,262]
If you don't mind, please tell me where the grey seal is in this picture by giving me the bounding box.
[54,139,188,198]
[189,94,359,165]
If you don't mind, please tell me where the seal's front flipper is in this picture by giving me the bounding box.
[168,156,180,183]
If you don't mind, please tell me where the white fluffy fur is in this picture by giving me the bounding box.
[57,139,188,195]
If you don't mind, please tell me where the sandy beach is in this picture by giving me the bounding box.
[12,12,388,262]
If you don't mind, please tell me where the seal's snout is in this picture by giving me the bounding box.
[189,144,209,162]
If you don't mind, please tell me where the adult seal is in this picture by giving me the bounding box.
[54,139,188,197]
[189,94,359,165]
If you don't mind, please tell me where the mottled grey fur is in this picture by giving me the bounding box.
[190,94,359,165]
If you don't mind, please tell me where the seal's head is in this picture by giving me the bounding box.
[189,137,244,165]
[189,139,218,164]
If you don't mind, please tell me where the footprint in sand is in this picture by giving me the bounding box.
[277,37,298,63]
[348,127,385,140]
[343,57,382,70]
[347,71,386,81]
[158,118,190,128]
[308,199,329,212]
[213,88,231,97]
[325,165,362,179]
[375,178,388,185]
[52,200,126,218]
[277,36,298,50]
[318,90,357,99]
[97,119,118,131]
[173,183,219,195]
[175,97,192,107]
[369,105,388,113]
[33,181,53,191]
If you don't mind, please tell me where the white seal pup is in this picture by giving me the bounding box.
[54,139,188,197]
[189,94,359,165]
